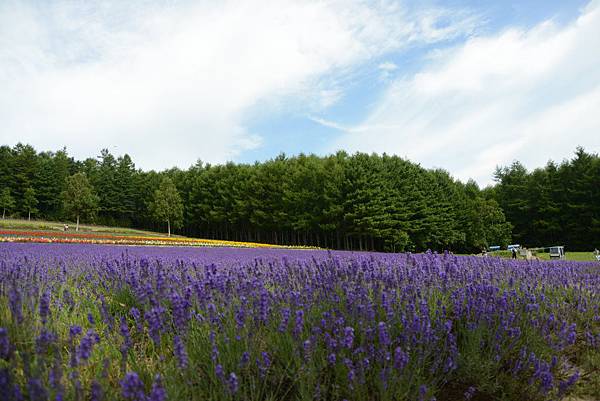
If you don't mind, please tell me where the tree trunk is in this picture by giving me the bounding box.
[76,215,80,231]
[167,219,171,237]
[2,208,5,219]
[28,211,31,221]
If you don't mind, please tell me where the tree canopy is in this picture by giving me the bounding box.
[1,143,597,252]
[0,188,15,219]
[23,187,38,221]
[61,172,99,231]
[151,177,183,237]
[493,147,600,251]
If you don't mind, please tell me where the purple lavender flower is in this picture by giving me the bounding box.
[538,370,554,394]
[9,289,23,323]
[343,327,354,349]
[90,381,103,401]
[120,371,146,401]
[258,352,271,378]
[419,384,428,401]
[558,371,579,396]
[69,325,83,340]
[278,308,290,333]
[215,364,225,381]
[240,351,250,367]
[39,290,51,324]
[235,303,246,330]
[294,309,304,338]
[258,290,270,324]
[78,330,99,361]
[170,291,192,332]
[149,374,166,401]
[327,353,336,365]
[0,328,11,360]
[35,328,56,355]
[393,347,408,371]
[27,378,48,401]
[464,386,476,400]
[120,317,132,357]
[145,306,166,345]
[303,339,312,360]
[49,355,64,392]
[130,307,143,333]
[566,323,577,345]
[173,335,188,369]
[228,372,239,394]
[378,322,391,347]
[99,295,113,329]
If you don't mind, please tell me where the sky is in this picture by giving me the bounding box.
[1,0,599,185]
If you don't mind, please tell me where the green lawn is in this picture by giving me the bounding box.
[488,249,598,262]
[0,218,175,237]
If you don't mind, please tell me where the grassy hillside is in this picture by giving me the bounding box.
[0,218,173,237]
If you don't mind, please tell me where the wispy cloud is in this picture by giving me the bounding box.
[0,0,477,170]
[308,116,350,132]
[332,1,600,185]
[378,62,398,71]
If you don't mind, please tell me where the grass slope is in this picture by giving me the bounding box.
[489,250,598,262]
[0,218,174,238]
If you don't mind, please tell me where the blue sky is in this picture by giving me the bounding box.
[1,0,599,184]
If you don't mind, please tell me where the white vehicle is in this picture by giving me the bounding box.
[549,246,565,260]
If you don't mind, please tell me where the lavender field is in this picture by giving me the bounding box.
[1,243,599,400]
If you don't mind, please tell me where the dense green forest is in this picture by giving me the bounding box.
[492,147,600,251]
[0,143,597,252]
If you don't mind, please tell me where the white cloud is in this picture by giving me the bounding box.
[378,62,398,71]
[0,0,476,170]
[331,1,600,185]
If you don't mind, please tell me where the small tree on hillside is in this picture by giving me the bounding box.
[62,173,99,231]
[151,177,183,237]
[0,188,15,219]
[23,187,38,221]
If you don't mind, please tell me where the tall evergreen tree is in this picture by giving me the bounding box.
[114,154,137,223]
[12,144,38,214]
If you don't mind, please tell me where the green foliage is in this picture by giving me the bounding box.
[0,187,16,219]
[61,172,99,228]
[151,177,184,236]
[23,187,38,219]
[494,147,600,250]
[2,257,597,401]
[2,142,597,252]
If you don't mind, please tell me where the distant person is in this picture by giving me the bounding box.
[511,248,517,259]
[64,224,69,231]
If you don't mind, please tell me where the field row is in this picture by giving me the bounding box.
[1,244,599,400]
[0,229,293,249]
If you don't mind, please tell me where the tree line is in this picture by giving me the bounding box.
[1,143,595,252]
[491,147,600,251]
